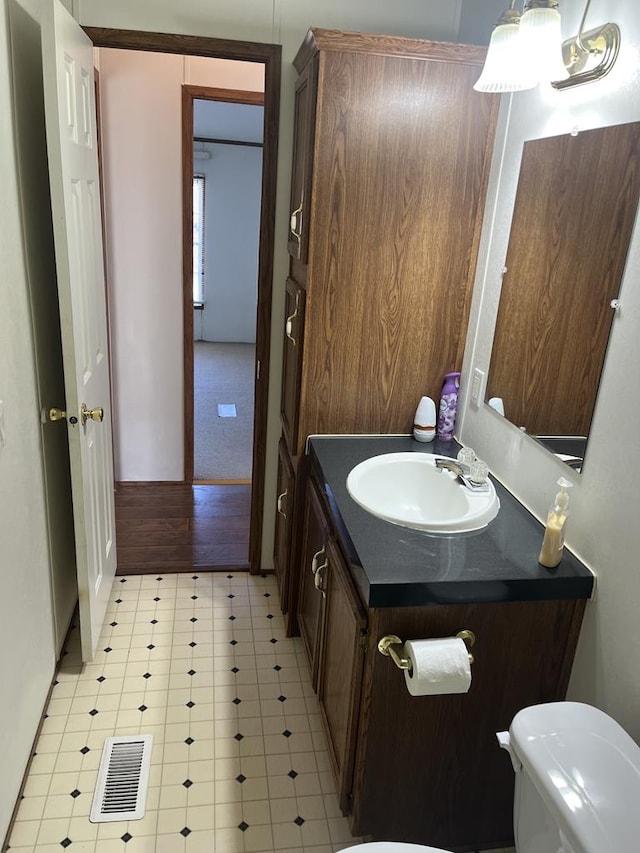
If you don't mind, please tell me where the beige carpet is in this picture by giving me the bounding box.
[194,341,255,480]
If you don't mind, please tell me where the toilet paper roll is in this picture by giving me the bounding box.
[404,637,471,696]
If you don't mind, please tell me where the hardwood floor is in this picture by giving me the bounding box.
[115,482,251,573]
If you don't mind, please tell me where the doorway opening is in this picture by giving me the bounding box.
[85,27,281,574]
[186,89,264,485]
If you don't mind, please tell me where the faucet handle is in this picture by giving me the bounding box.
[457,446,476,466]
[469,459,489,485]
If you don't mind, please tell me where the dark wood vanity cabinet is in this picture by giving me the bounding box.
[299,466,588,851]
[315,534,367,813]
[297,475,368,810]
[296,476,329,687]
[275,27,498,627]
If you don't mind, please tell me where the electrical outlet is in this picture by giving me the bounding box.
[471,369,485,408]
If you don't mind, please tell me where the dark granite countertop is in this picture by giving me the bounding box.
[308,435,594,608]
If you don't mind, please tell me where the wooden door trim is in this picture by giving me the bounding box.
[84,27,281,575]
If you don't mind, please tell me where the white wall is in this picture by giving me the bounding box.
[194,140,262,344]
[0,0,63,840]
[458,0,506,46]
[458,0,640,738]
[83,0,465,565]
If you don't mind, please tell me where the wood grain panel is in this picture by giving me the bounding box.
[296,49,497,453]
[115,482,250,572]
[488,123,640,436]
[351,598,585,848]
[294,28,488,73]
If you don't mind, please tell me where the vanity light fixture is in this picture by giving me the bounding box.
[473,0,620,93]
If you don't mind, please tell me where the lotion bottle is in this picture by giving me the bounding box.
[538,477,573,568]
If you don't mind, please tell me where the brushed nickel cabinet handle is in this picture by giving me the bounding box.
[289,203,302,241]
[314,560,328,598]
[311,547,325,574]
[285,292,300,345]
[277,490,288,518]
[289,191,304,243]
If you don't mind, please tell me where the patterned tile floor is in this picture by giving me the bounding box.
[7,572,364,853]
[7,571,517,853]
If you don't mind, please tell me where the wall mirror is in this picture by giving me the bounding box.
[486,121,640,472]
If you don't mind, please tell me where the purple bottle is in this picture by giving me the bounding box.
[437,372,461,441]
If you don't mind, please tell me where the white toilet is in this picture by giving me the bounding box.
[342,702,640,853]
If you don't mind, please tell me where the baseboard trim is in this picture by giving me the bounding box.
[194,478,252,485]
[116,480,189,488]
[116,563,251,575]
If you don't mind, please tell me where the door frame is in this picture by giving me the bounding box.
[83,27,281,574]
[183,83,264,486]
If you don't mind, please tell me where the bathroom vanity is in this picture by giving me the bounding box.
[296,435,593,851]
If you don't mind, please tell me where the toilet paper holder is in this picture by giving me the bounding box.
[378,630,476,671]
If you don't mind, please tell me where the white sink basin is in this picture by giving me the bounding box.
[346,452,499,533]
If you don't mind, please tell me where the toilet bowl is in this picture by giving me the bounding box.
[350,846,445,852]
[341,702,640,853]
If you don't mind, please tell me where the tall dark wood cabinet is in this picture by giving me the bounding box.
[275,28,498,629]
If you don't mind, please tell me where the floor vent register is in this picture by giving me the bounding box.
[90,735,153,823]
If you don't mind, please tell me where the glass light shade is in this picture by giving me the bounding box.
[474,22,538,92]
[519,6,569,83]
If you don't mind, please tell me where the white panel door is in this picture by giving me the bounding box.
[41,0,116,662]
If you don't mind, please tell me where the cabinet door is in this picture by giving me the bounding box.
[280,277,305,454]
[316,535,367,812]
[287,58,317,263]
[297,478,328,687]
[274,438,295,615]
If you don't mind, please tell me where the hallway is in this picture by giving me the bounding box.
[8,573,362,852]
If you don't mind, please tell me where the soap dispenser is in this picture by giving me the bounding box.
[538,477,573,568]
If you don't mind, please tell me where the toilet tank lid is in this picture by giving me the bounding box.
[510,702,640,853]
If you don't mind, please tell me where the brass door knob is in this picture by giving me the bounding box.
[48,407,67,422]
[81,404,104,425]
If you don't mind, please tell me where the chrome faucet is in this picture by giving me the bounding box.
[435,457,490,492]
[435,458,467,477]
